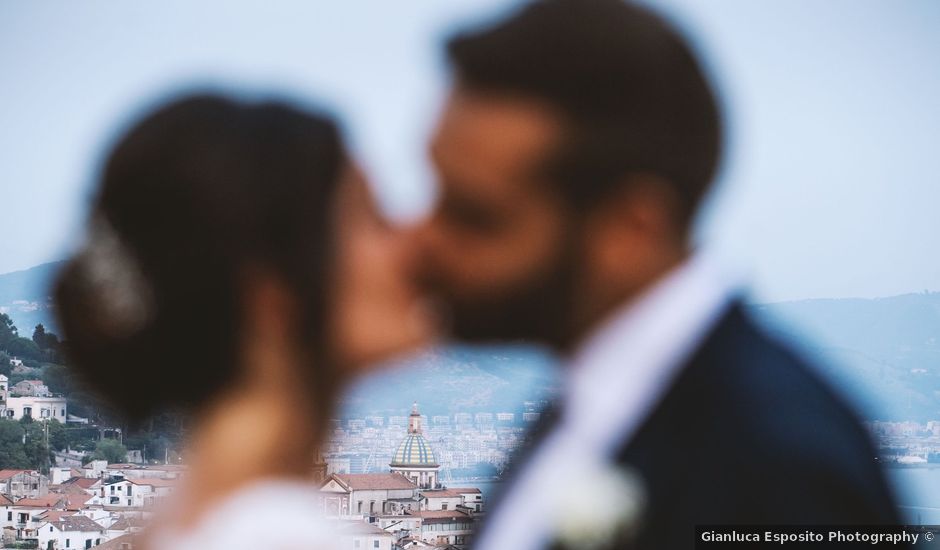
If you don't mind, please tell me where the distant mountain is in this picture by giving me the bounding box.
[340,345,561,418]
[1,261,937,421]
[0,261,64,333]
[754,293,940,422]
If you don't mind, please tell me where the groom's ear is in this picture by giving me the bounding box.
[582,175,686,285]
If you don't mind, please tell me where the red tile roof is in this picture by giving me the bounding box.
[64,477,100,489]
[447,487,482,494]
[0,469,37,480]
[95,534,137,550]
[333,473,417,491]
[44,514,104,533]
[35,510,75,522]
[14,495,68,508]
[420,489,469,499]
[108,516,147,531]
[65,493,94,510]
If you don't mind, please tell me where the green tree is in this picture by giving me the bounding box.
[4,337,42,361]
[0,419,29,468]
[46,419,68,452]
[91,438,127,464]
[0,313,17,348]
[20,419,53,471]
[0,351,10,377]
[31,324,61,362]
[63,427,98,453]
[31,324,46,347]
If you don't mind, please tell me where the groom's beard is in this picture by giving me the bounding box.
[434,240,582,348]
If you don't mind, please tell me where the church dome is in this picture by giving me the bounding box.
[390,402,439,468]
[391,433,438,467]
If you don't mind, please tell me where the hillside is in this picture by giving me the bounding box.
[340,345,560,418]
[1,261,937,421]
[0,261,64,333]
[756,293,940,421]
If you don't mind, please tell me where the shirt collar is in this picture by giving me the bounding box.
[562,251,740,456]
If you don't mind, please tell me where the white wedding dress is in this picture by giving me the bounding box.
[147,479,338,550]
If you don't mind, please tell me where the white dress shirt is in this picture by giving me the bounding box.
[475,253,738,550]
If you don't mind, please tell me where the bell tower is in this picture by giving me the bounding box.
[408,401,422,434]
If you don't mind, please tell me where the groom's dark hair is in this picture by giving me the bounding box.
[447,0,722,228]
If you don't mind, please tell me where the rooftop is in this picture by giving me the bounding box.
[333,473,417,491]
[407,510,474,525]
[447,487,482,494]
[15,495,68,508]
[420,489,475,499]
[62,477,99,489]
[95,534,137,550]
[390,433,438,468]
[0,469,39,480]
[45,515,104,533]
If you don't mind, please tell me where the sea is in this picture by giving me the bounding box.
[456,469,940,524]
[888,467,940,524]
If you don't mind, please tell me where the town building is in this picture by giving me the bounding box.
[11,379,51,397]
[36,514,107,550]
[4,395,67,421]
[407,509,474,547]
[389,403,441,490]
[418,487,483,514]
[92,478,176,509]
[0,469,49,499]
[336,520,396,550]
[320,473,418,518]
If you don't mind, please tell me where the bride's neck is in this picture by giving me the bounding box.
[175,331,324,527]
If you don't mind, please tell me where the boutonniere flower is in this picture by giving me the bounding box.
[550,461,646,550]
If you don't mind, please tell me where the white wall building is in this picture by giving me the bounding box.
[93,479,176,509]
[5,396,67,421]
[409,510,475,548]
[0,374,8,402]
[36,515,106,550]
[337,521,395,550]
[320,473,418,518]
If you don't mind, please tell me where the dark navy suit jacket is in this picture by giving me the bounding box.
[616,304,900,548]
[480,304,901,549]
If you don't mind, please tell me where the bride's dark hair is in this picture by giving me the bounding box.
[55,94,345,421]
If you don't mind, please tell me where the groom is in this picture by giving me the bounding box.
[415,0,900,548]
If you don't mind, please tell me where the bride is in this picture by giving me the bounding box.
[54,94,434,548]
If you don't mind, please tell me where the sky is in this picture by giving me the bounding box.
[1,0,938,303]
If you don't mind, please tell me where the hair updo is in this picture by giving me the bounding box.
[55,94,345,421]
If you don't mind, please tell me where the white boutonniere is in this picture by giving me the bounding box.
[550,460,646,550]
